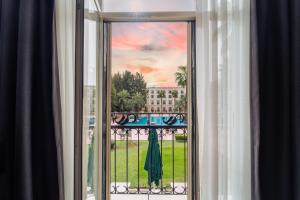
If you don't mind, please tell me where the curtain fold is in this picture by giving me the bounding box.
[250,0,260,199]
[195,0,251,199]
[53,16,65,200]
[0,0,61,199]
[253,0,300,199]
[54,0,76,199]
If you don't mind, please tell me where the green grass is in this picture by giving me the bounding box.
[110,140,188,188]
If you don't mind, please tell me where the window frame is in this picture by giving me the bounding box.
[76,6,199,200]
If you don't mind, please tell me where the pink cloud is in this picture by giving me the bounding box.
[112,22,187,87]
[126,64,158,74]
[158,23,187,51]
[112,32,151,50]
[112,22,187,52]
[137,23,159,30]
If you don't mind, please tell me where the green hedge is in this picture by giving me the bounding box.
[175,134,187,141]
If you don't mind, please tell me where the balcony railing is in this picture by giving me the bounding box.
[110,112,188,195]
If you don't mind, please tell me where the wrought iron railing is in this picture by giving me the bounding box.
[110,112,188,195]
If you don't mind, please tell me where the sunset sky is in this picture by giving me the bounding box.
[112,22,187,87]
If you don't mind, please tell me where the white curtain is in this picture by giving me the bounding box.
[195,0,251,199]
[54,1,76,200]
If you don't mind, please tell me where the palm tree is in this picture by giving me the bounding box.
[175,66,187,88]
[157,90,166,112]
[171,90,178,112]
[132,92,145,112]
[175,95,187,112]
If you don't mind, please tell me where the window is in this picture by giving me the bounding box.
[80,7,198,200]
[102,0,196,12]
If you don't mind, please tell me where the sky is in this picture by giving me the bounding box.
[112,22,187,87]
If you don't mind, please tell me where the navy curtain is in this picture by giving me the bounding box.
[253,0,300,199]
[0,0,60,199]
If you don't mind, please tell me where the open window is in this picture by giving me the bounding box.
[80,2,198,200]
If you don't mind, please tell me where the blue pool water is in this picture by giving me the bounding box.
[125,116,187,126]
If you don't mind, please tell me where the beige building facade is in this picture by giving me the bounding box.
[146,86,186,113]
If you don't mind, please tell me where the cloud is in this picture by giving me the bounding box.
[112,22,187,52]
[126,64,158,74]
[112,32,150,50]
[137,57,157,63]
[158,23,187,51]
[111,22,187,87]
[140,43,166,51]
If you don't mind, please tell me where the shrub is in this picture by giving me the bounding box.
[175,134,187,141]
[111,140,116,149]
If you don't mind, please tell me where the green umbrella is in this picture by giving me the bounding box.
[144,128,162,186]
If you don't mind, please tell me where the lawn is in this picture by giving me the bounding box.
[110,140,188,188]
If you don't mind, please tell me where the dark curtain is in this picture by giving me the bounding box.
[253,0,300,199]
[0,0,60,199]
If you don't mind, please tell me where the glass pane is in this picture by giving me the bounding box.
[103,0,195,12]
[85,0,99,11]
[83,18,99,200]
[110,22,188,199]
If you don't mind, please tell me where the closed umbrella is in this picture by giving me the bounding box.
[144,128,162,186]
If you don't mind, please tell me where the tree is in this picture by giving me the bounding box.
[132,92,146,112]
[111,71,147,112]
[112,71,147,98]
[111,83,118,111]
[175,95,187,112]
[171,90,178,112]
[117,90,130,111]
[157,90,166,112]
[175,66,187,88]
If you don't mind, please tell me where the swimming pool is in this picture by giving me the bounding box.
[125,116,187,126]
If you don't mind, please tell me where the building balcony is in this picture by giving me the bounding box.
[109,112,188,200]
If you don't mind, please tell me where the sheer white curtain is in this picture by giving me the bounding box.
[195,0,251,199]
[54,0,76,200]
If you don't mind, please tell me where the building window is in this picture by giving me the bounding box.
[169,100,172,105]
[157,107,160,112]
[168,95,172,98]
[151,90,154,94]
[151,100,154,105]
[151,95,154,98]
[181,90,184,94]
[163,100,166,105]
[163,107,166,112]
[169,107,172,112]
[157,100,160,105]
